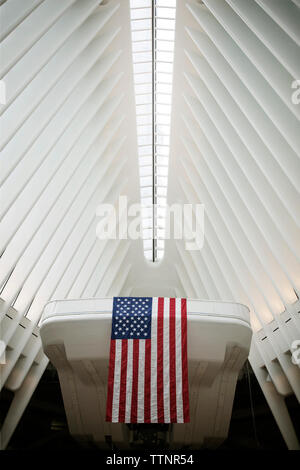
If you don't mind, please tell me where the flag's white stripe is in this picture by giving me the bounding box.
[150,296,158,422]
[112,339,122,422]
[137,340,145,423]
[125,339,133,422]
[163,297,170,422]
[175,298,184,422]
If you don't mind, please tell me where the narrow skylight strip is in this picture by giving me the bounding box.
[130,0,176,262]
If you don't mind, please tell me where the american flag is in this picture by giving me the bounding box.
[106,297,189,423]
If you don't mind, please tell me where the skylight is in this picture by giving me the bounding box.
[130,0,176,262]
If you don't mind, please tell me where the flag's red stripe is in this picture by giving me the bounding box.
[118,339,128,422]
[144,339,151,423]
[181,298,190,422]
[157,297,164,423]
[130,339,139,423]
[106,339,116,421]
[169,298,177,422]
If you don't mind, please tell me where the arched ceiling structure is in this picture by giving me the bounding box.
[0,0,299,449]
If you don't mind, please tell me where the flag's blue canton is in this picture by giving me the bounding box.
[112,297,152,340]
